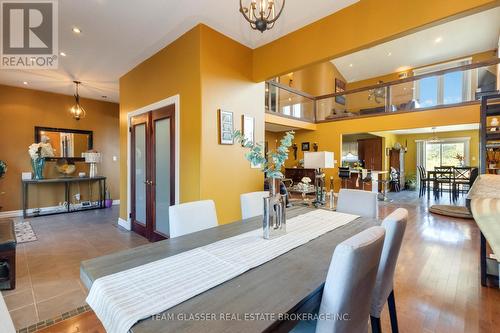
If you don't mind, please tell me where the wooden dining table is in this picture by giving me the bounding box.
[80,206,379,333]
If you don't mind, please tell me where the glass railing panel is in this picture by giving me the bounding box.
[266,82,315,122]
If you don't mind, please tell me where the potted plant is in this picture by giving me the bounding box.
[405,173,417,191]
[234,130,294,239]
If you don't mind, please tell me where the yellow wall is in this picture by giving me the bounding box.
[119,25,202,220]
[199,25,265,224]
[120,25,267,224]
[0,84,119,211]
[396,130,479,177]
[288,104,480,190]
[252,0,498,81]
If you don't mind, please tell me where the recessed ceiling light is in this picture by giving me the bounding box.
[434,37,442,43]
[59,52,67,57]
[387,52,392,56]
[72,27,81,34]
[349,64,353,67]
[23,81,28,85]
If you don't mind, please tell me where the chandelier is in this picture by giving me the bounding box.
[239,0,285,33]
[69,81,86,120]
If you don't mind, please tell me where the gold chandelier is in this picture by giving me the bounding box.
[239,0,285,33]
[69,81,86,120]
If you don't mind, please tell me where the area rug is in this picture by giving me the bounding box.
[429,205,473,219]
[14,221,38,243]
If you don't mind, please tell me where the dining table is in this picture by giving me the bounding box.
[80,206,379,333]
[426,168,472,200]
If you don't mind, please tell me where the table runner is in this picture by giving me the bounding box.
[86,210,359,333]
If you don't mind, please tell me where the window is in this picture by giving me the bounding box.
[292,103,301,118]
[414,59,471,107]
[282,105,290,116]
[424,139,469,171]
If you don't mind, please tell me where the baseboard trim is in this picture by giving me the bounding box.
[118,217,131,230]
[0,201,120,218]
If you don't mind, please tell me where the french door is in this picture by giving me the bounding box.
[131,105,175,241]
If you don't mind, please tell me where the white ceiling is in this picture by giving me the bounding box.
[387,123,479,135]
[332,7,500,83]
[0,0,359,102]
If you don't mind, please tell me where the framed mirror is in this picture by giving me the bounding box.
[34,126,93,161]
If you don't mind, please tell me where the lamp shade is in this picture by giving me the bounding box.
[82,152,101,163]
[304,152,335,169]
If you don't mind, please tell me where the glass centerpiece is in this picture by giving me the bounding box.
[28,140,55,180]
[234,130,294,239]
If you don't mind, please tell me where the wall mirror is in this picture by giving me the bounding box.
[34,127,93,161]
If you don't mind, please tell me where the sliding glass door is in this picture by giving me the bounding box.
[425,141,466,170]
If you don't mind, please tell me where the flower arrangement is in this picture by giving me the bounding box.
[28,142,54,179]
[454,153,465,166]
[233,130,294,179]
[301,177,311,184]
[28,142,55,160]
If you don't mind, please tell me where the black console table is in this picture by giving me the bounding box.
[21,176,106,218]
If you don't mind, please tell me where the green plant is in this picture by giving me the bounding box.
[405,173,417,190]
[233,130,294,179]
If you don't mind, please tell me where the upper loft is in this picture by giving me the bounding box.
[265,6,500,125]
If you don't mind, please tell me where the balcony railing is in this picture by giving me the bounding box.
[266,58,500,123]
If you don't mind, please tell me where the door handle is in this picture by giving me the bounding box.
[143,180,154,185]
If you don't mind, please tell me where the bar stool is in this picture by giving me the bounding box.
[362,169,372,190]
[338,167,351,188]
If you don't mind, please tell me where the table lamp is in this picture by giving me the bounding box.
[83,152,101,178]
[304,152,336,206]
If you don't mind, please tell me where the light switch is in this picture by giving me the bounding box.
[112,156,118,161]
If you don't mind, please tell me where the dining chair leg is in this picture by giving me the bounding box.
[370,315,382,333]
[388,290,399,333]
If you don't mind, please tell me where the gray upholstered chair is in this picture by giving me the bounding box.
[292,226,386,333]
[336,189,378,219]
[240,191,269,219]
[168,200,218,238]
[370,208,408,333]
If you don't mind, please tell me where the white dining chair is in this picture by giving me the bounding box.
[292,226,386,333]
[169,200,218,238]
[370,208,408,333]
[240,191,269,219]
[336,189,378,218]
[0,293,15,333]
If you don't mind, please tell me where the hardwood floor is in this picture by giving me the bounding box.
[26,191,500,333]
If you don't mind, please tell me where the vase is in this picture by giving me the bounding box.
[31,158,45,180]
[263,177,286,239]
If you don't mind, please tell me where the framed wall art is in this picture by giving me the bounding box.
[218,110,234,145]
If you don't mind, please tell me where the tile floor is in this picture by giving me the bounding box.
[1,206,149,329]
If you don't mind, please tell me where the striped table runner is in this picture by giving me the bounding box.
[86,210,359,333]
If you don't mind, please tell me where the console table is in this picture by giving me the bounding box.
[21,176,106,218]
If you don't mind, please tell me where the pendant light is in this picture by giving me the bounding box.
[69,81,86,120]
[239,0,285,33]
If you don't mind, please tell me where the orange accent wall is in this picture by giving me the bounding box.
[0,84,119,212]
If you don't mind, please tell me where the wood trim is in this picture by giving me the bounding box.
[315,100,480,123]
[316,58,500,100]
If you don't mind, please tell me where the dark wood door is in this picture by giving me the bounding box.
[130,105,175,242]
[358,138,382,170]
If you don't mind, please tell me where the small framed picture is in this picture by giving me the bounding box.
[242,115,255,145]
[218,110,234,145]
[302,142,310,151]
[335,78,346,105]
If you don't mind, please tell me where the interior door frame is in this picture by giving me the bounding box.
[121,95,180,231]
